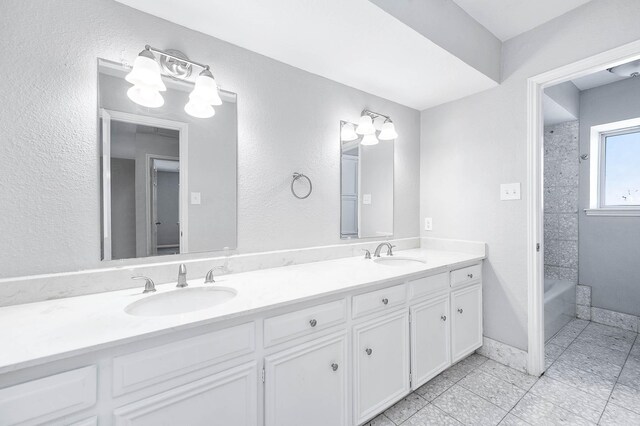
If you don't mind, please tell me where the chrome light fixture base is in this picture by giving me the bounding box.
[159,49,192,80]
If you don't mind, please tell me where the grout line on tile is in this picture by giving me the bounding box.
[598,332,639,424]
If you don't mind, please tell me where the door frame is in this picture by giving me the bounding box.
[526,39,640,376]
[100,109,189,259]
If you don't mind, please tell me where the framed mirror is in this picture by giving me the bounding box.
[98,59,237,260]
[340,120,394,239]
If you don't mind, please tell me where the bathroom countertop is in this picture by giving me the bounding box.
[0,248,483,374]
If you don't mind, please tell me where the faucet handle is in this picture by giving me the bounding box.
[361,249,372,260]
[132,276,156,294]
[387,244,396,256]
[205,266,225,283]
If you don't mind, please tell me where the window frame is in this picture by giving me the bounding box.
[587,117,640,216]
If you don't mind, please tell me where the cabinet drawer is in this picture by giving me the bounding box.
[450,264,482,287]
[0,366,96,425]
[353,284,406,318]
[113,323,255,396]
[264,300,346,347]
[408,272,449,300]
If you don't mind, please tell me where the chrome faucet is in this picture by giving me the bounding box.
[374,242,396,257]
[132,276,156,293]
[204,266,225,284]
[177,263,188,288]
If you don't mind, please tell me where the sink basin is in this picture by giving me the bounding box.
[373,256,426,267]
[125,287,237,317]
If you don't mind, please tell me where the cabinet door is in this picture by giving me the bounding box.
[113,362,257,426]
[410,295,451,388]
[265,333,348,426]
[451,284,483,362]
[353,311,409,425]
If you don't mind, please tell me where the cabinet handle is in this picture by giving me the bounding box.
[467,273,473,279]
[457,308,464,314]
[382,298,389,305]
[331,363,339,371]
[441,315,447,321]
[309,319,317,327]
[365,348,373,356]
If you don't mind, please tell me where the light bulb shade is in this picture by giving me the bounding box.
[361,133,379,146]
[189,71,222,106]
[356,115,375,135]
[184,99,216,118]
[125,51,166,92]
[378,122,398,140]
[127,85,164,108]
[341,123,358,141]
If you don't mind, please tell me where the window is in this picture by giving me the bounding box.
[588,118,640,216]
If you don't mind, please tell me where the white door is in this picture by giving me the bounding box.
[411,295,451,388]
[113,363,257,426]
[451,284,483,362]
[264,333,348,426]
[353,311,409,425]
[341,154,359,237]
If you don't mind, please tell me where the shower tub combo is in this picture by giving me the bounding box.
[544,278,576,341]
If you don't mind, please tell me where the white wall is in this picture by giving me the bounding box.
[420,0,640,351]
[579,77,640,316]
[0,0,420,279]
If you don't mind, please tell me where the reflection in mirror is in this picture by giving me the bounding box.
[98,59,238,260]
[340,120,394,239]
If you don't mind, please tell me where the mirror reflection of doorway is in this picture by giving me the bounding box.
[150,158,180,256]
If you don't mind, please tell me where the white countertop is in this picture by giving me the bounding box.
[0,248,483,374]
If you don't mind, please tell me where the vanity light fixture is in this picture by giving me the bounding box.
[357,109,399,140]
[356,114,376,135]
[378,121,398,140]
[126,45,222,118]
[361,133,379,146]
[341,122,359,141]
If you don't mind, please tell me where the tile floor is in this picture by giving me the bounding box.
[366,319,640,425]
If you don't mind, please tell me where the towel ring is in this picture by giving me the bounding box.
[291,172,312,199]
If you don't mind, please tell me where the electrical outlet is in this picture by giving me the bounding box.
[424,217,433,231]
[500,183,521,201]
[190,192,201,205]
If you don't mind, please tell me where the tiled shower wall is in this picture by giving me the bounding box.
[544,121,579,284]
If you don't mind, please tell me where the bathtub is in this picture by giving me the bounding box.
[544,278,576,341]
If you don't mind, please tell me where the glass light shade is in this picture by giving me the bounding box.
[341,123,358,141]
[361,133,379,146]
[378,122,398,140]
[125,52,166,92]
[127,85,164,108]
[356,115,375,135]
[184,99,216,119]
[189,73,222,106]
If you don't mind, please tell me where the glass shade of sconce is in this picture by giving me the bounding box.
[184,100,216,118]
[341,123,359,141]
[126,49,166,108]
[185,68,222,118]
[356,114,376,135]
[361,133,379,146]
[378,121,398,140]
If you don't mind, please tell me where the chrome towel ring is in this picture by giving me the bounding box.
[291,172,312,199]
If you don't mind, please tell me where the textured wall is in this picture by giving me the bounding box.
[579,78,640,316]
[543,121,579,285]
[421,0,640,351]
[0,0,420,278]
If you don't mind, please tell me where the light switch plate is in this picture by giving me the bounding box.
[190,192,201,205]
[424,217,433,231]
[363,194,372,205]
[500,183,521,200]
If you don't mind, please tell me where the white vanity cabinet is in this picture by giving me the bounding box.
[264,332,348,426]
[410,294,451,388]
[353,310,410,425]
[451,283,483,362]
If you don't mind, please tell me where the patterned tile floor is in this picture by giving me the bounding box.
[365,319,640,425]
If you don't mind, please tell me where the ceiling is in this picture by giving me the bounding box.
[452,0,594,41]
[114,0,497,111]
[571,70,629,91]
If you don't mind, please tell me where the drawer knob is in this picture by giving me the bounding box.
[382,298,389,305]
[467,273,474,279]
[309,319,317,327]
[441,315,447,321]
[457,308,464,314]
[331,363,339,371]
[365,348,373,356]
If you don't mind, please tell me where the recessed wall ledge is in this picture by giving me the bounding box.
[0,237,425,308]
[584,208,640,217]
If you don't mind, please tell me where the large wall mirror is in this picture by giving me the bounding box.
[98,59,237,261]
[340,120,394,239]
